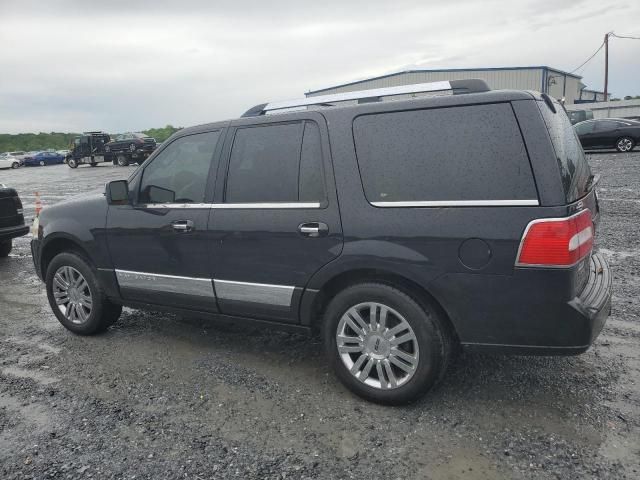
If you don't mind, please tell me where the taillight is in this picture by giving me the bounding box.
[516,209,593,267]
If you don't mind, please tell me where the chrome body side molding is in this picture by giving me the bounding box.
[114,270,296,308]
[214,279,295,307]
[115,270,215,298]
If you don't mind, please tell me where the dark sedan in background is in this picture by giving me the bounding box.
[22,151,66,166]
[574,118,640,152]
[105,132,156,155]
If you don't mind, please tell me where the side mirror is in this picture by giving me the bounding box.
[106,180,129,205]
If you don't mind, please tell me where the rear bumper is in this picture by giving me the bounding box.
[443,252,612,355]
[0,224,29,242]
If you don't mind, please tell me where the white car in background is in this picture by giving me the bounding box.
[0,153,22,169]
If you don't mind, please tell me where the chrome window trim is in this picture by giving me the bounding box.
[214,279,295,307]
[141,202,322,209]
[371,199,539,207]
[214,202,321,209]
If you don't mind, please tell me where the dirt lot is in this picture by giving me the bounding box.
[0,155,638,479]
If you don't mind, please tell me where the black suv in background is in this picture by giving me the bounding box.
[105,132,156,166]
[30,80,611,404]
[0,185,28,257]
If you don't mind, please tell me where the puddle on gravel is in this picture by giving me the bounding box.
[599,248,640,260]
[1,366,60,385]
[4,336,62,355]
[0,393,55,434]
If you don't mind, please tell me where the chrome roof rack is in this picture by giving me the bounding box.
[242,79,490,117]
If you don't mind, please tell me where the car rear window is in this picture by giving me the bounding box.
[538,101,592,203]
[352,103,537,204]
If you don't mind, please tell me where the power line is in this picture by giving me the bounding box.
[569,41,605,74]
[611,33,640,40]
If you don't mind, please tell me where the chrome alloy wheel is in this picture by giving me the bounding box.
[52,266,93,324]
[617,138,633,152]
[336,302,419,390]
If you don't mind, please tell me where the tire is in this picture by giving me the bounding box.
[116,155,129,167]
[323,283,453,405]
[67,159,78,169]
[90,163,97,167]
[45,252,122,335]
[616,137,635,153]
[39,160,46,166]
[11,162,19,169]
[0,240,12,257]
[105,145,110,153]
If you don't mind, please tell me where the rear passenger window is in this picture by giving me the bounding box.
[299,122,326,202]
[225,121,326,203]
[353,104,538,203]
[538,101,592,203]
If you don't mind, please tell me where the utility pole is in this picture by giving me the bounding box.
[604,32,609,101]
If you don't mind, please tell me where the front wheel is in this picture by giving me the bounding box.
[116,155,129,167]
[11,162,19,169]
[45,252,122,335]
[0,240,12,257]
[67,158,78,169]
[323,283,453,405]
[39,160,46,166]
[90,163,97,167]
[616,137,635,152]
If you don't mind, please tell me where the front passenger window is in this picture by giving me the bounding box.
[138,131,220,204]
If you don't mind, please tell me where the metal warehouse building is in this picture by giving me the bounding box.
[306,66,594,105]
[566,99,640,119]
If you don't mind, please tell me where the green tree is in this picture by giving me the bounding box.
[0,125,183,152]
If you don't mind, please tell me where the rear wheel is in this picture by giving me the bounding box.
[616,137,635,152]
[39,160,46,166]
[11,162,19,169]
[90,163,97,167]
[0,240,12,257]
[323,283,452,405]
[116,155,129,167]
[45,252,121,334]
[67,158,78,169]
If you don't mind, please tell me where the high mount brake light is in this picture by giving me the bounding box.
[516,209,593,267]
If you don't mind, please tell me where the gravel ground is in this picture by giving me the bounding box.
[0,156,638,479]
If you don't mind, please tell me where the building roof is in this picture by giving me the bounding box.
[567,98,640,110]
[307,66,583,95]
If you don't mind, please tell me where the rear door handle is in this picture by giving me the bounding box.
[298,222,328,238]
[171,220,194,232]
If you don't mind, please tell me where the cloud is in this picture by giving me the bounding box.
[0,0,638,133]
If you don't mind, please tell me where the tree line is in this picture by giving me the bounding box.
[0,125,182,152]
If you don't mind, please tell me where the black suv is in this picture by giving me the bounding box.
[0,185,28,257]
[105,132,157,166]
[30,80,612,404]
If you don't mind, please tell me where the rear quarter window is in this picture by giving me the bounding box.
[352,103,537,204]
[538,101,592,203]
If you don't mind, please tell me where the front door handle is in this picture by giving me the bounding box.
[298,222,329,238]
[171,220,194,232]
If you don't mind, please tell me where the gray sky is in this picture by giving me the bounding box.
[1,0,639,134]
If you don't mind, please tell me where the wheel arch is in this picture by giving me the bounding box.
[40,234,94,279]
[301,267,459,344]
